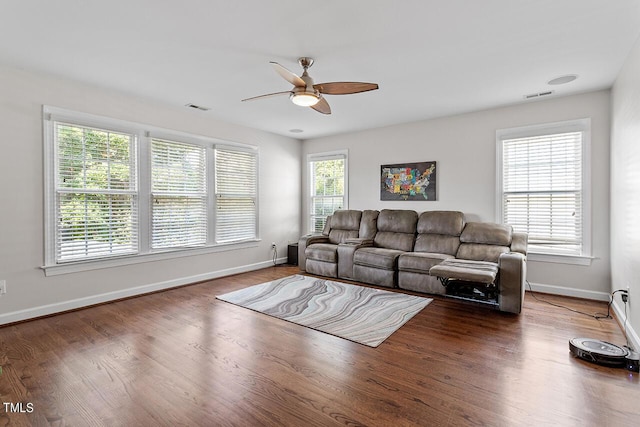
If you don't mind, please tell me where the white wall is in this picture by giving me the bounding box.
[0,65,301,324]
[302,90,611,299]
[611,34,640,349]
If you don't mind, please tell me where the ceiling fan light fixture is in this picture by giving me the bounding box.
[291,92,320,107]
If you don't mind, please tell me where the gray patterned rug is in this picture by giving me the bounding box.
[216,275,432,347]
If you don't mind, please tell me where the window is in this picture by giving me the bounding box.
[151,138,207,249]
[215,147,258,243]
[308,151,347,232]
[53,122,138,262]
[497,119,590,262]
[44,107,259,273]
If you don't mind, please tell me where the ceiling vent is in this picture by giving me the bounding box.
[523,90,554,100]
[185,103,211,111]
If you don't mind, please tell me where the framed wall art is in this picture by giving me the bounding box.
[380,161,436,201]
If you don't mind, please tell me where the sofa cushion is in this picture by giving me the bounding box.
[305,243,338,263]
[359,210,379,240]
[417,211,465,235]
[328,229,359,245]
[330,210,362,230]
[413,211,464,255]
[398,252,454,274]
[414,234,461,255]
[457,243,509,263]
[374,232,415,252]
[322,215,332,236]
[377,209,418,234]
[354,247,405,270]
[305,259,338,278]
[373,209,417,251]
[327,210,362,244]
[429,259,499,284]
[460,222,512,246]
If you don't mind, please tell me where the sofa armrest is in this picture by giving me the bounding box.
[498,252,527,314]
[337,239,373,279]
[298,234,330,271]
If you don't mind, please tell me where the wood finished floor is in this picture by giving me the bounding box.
[1,266,638,426]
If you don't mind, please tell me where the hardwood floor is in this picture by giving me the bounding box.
[1,266,638,426]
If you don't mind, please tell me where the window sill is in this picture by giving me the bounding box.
[41,240,260,276]
[526,252,593,266]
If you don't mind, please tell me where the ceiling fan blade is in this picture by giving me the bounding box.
[314,82,379,95]
[241,91,291,102]
[270,62,306,87]
[311,97,331,115]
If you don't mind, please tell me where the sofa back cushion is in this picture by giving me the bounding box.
[414,211,465,255]
[322,216,332,236]
[456,222,512,262]
[328,210,362,244]
[359,210,379,240]
[373,209,417,251]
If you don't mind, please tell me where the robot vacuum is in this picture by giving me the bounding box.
[569,337,629,367]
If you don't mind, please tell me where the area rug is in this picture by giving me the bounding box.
[216,275,432,347]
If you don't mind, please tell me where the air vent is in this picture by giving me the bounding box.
[185,103,211,111]
[523,90,554,100]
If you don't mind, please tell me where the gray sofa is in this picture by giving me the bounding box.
[298,209,527,313]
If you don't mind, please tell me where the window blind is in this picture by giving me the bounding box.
[55,122,138,262]
[310,156,345,232]
[151,138,207,249]
[215,147,257,243]
[502,131,583,255]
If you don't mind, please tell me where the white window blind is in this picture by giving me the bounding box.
[501,130,584,256]
[44,107,261,273]
[151,138,207,249]
[215,147,257,243]
[54,122,138,262]
[309,153,346,233]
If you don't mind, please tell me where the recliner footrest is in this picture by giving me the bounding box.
[429,259,499,285]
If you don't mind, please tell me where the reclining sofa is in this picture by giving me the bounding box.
[298,209,527,313]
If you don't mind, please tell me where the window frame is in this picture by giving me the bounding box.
[43,106,259,276]
[495,118,592,265]
[307,150,348,233]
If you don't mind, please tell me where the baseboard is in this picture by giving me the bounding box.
[526,281,610,301]
[612,299,640,352]
[0,257,289,326]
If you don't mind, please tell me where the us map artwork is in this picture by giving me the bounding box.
[380,161,436,201]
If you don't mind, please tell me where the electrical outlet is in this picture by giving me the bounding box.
[271,242,276,249]
[622,288,630,303]
[0,280,6,296]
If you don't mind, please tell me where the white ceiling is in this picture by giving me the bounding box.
[2,1,639,139]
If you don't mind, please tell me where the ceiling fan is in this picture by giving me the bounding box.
[241,57,379,115]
